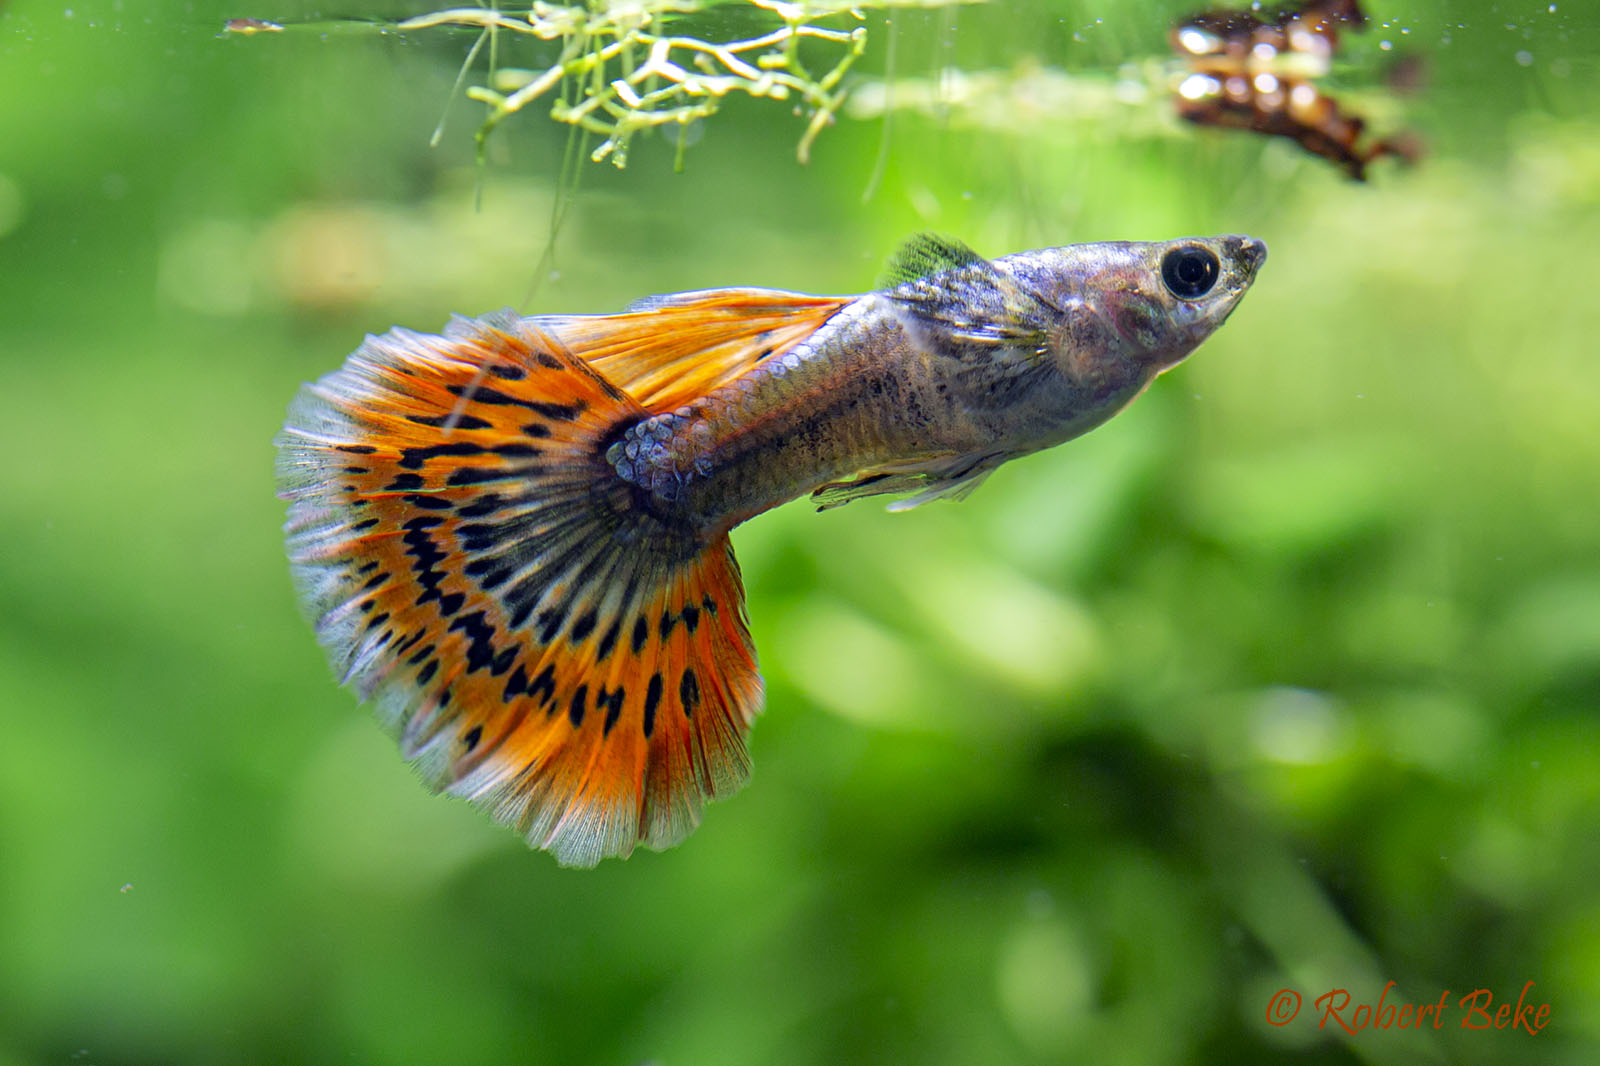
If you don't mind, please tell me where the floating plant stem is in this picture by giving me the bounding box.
[229,1,980,169]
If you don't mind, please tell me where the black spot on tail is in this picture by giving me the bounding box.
[502,664,528,702]
[408,413,493,430]
[529,664,557,708]
[528,400,586,421]
[399,441,486,470]
[600,686,626,735]
[568,684,587,727]
[679,668,700,718]
[643,673,663,738]
[446,383,537,408]
[448,465,540,488]
[457,493,507,519]
[596,619,621,663]
[569,609,597,643]
[460,557,508,589]
[536,604,569,644]
[448,610,499,674]
[401,518,449,610]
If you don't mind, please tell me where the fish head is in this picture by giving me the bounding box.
[883,233,1265,453]
[1010,235,1266,382]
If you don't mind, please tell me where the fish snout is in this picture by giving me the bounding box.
[1228,235,1268,277]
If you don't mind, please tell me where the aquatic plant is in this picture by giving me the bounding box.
[353,1,975,169]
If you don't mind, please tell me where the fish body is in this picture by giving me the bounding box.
[276,233,1264,865]
[602,235,1264,532]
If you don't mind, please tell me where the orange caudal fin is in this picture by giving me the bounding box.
[275,311,762,866]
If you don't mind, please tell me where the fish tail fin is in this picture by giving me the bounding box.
[275,311,761,866]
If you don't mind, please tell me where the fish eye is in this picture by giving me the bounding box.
[1161,245,1221,300]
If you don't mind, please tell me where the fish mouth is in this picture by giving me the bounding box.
[1224,235,1268,280]
[1240,237,1268,275]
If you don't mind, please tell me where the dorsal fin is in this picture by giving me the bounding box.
[881,235,1057,354]
[531,288,850,414]
[879,232,987,288]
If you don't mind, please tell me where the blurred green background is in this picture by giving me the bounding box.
[2,1,1598,1063]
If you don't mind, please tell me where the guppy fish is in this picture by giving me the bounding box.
[276,233,1265,866]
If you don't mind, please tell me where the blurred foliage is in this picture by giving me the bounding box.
[1,0,1599,1065]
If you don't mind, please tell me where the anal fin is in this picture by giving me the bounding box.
[811,452,1006,513]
